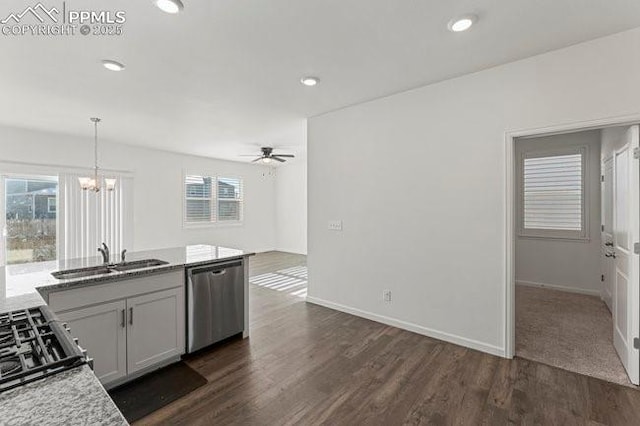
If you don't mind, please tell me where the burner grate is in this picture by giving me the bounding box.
[0,306,90,392]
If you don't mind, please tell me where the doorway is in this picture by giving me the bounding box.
[506,119,640,387]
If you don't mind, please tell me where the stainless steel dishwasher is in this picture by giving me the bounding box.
[186,260,244,353]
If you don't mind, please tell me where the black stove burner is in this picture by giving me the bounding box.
[0,360,20,376]
[0,306,92,393]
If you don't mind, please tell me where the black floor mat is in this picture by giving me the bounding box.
[108,362,207,423]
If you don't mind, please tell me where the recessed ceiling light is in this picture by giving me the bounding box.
[301,76,319,87]
[155,0,184,14]
[448,15,477,32]
[101,59,125,72]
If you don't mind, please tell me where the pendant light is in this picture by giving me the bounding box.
[78,118,116,192]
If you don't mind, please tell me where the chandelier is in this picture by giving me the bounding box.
[78,117,116,192]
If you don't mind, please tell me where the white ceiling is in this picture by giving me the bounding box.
[1,0,640,163]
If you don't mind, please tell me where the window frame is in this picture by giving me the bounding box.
[517,145,589,241]
[182,172,244,228]
[1,173,59,266]
[47,197,57,214]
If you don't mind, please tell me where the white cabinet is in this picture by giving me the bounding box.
[127,287,184,374]
[58,300,127,384]
[49,271,185,387]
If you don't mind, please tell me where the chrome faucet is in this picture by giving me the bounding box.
[97,243,110,265]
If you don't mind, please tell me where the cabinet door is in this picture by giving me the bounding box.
[127,287,185,374]
[57,300,127,385]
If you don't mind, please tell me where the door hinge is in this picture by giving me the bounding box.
[602,224,605,232]
[601,175,605,182]
[634,147,639,159]
[634,242,639,255]
[601,274,605,282]
[634,337,640,350]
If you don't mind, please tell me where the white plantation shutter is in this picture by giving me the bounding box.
[184,175,215,223]
[184,174,243,224]
[217,177,243,221]
[520,148,587,238]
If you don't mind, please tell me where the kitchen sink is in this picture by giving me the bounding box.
[52,259,169,279]
[51,266,114,280]
[110,259,169,272]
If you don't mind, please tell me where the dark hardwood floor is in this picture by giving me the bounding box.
[136,252,640,425]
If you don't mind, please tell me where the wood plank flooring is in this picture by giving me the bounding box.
[136,252,640,425]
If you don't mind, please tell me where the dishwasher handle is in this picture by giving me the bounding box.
[188,260,242,277]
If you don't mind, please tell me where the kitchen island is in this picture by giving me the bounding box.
[0,244,253,425]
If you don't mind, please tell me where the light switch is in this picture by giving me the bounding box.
[328,220,342,231]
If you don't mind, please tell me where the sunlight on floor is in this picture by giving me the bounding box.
[250,266,308,298]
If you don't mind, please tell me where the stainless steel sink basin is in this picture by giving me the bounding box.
[110,259,169,272]
[51,266,114,280]
[52,259,169,279]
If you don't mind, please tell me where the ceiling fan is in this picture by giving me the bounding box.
[243,147,295,164]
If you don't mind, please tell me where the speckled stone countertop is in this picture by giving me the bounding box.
[0,365,128,426]
[0,244,252,426]
[1,244,251,305]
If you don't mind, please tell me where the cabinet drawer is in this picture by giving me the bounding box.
[49,270,184,313]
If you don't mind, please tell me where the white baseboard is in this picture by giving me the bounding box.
[305,296,505,358]
[515,280,601,297]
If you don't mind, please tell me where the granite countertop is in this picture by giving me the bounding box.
[0,244,252,426]
[1,244,252,309]
[0,365,128,426]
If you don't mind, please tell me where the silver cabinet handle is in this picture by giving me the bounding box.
[129,307,133,325]
[605,242,614,247]
[210,270,226,276]
[121,309,125,328]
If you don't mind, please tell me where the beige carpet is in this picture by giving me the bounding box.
[516,285,635,387]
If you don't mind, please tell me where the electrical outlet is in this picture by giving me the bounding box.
[328,220,343,231]
[383,290,392,302]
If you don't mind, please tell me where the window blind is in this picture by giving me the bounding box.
[185,175,215,223]
[59,174,133,261]
[523,153,583,231]
[184,175,243,224]
[217,177,243,221]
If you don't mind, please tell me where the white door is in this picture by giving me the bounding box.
[126,287,185,374]
[602,157,614,311]
[612,126,640,385]
[57,300,128,385]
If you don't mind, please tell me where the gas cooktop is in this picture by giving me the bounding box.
[0,306,92,392]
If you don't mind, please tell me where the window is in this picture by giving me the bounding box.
[519,147,587,239]
[47,197,56,213]
[184,174,243,225]
[3,175,58,264]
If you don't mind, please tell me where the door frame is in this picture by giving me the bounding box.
[505,113,640,358]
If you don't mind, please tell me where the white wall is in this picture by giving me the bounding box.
[275,160,307,254]
[0,126,277,253]
[307,28,640,356]
[515,130,602,295]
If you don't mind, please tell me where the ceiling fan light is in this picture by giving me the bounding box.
[262,157,272,164]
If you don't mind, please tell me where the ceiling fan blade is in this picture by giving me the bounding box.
[252,157,263,162]
[271,156,286,162]
[240,154,259,157]
[273,154,295,158]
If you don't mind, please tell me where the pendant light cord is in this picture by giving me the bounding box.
[91,117,101,182]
